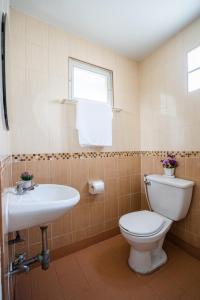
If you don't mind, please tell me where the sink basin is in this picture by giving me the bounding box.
[7,184,80,233]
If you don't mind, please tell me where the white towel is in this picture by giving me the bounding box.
[76,100,113,147]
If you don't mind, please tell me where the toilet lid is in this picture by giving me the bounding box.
[119,210,166,236]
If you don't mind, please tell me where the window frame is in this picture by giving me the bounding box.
[68,57,114,106]
[187,45,200,93]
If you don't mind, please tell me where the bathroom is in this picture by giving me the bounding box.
[0,0,200,299]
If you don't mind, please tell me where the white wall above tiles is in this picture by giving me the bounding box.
[9,9,140,154]
[10,9,200,153]
[139,17,200,151]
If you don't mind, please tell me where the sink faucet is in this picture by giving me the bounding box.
[16,182,25,195]
[15,181,38,195]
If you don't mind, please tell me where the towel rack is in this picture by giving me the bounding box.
[57,99,122,112]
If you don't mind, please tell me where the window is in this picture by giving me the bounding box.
[187,46,200,92]
[68,57,113,105]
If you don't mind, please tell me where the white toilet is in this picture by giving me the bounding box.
[119,174,194,274]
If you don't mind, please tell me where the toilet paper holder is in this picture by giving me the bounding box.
[88,180,104,195]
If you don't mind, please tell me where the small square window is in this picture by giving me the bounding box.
[188,69,200,93]
[68,58,113,105]
[187,46,200,93]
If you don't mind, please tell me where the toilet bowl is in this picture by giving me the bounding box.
[119,210,172,274]
[119,174,194,274]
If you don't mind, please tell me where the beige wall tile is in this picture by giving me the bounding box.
[87,224,105,238]
[175,157,185,178]
[153,156,163,174]
[187,209,200,236]
[118,176,131,196]
[12,161,26,186]
[104,157,118,179]
[52,233,73,250]
[141,156,155,175]
[25,160,50,184]
[26,43,48,73]
[105,177,118,199]
[190,180,200,210]
[140,192,149,210]
[185,158,200,180]
[28,243,42,257]
[90,201,105,226]
[71,159,89,195]
[26,15,48,48]
[130,193,141,211]
[10,9,140,154]
[105,198,118,221]
[29,225,52,245]
[72,228,88,243]
[89,158,104,180]
[71,204,91,231]
[79,193,103,205]
[130,174,141,193]
[14,229,29,256]
[118,195,131,217]
[140,17,200,151]
[104,218,118,231]
[52,212,72,238]
[50,159,71,185]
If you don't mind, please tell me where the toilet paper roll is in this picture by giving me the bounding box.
[88,180,104,195]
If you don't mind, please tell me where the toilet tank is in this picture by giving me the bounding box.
[146,175,194,221]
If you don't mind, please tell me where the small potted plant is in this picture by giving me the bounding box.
[161,153,177,177]
[20,171,34,189]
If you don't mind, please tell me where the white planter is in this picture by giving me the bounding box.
[22,180,32,189]
[164,168,175,177]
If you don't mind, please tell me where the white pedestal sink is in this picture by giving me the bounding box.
[6,184,80,233]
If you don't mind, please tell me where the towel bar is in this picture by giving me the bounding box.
[57,99,122,112]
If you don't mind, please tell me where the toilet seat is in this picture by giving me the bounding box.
[119,210,166,237]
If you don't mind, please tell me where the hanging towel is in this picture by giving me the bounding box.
[76,100,113,147]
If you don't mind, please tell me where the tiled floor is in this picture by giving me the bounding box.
[15,234,200,300]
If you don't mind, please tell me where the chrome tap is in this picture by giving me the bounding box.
[16,181,25,195]
[15,181,38,195]
[9,253,30,275]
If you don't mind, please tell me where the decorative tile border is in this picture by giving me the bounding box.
[12,151,140,162]
[12,151,200,162]
[140,151,200,158]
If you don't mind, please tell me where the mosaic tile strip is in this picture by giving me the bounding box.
[12,151,200,162]
[140,151,200,158]
[12,151,140,162]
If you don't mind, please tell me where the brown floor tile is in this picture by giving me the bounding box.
[52,254,90,300]
[30,267,64,300]
[179,277,200,300]
[15,273,32,300]
[15,234,200,300]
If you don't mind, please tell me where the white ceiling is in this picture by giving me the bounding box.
[10,0,200,61]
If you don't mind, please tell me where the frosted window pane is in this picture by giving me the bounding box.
[188,69,200,92]
[73,67,108,102]
[188,46,200,72]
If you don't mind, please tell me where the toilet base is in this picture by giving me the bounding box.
[128,247,167,274]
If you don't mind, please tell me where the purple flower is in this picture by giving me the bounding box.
[161,153,177,169]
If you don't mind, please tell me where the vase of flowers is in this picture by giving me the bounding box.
[20,172,34,189]
[161,153,177,177]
